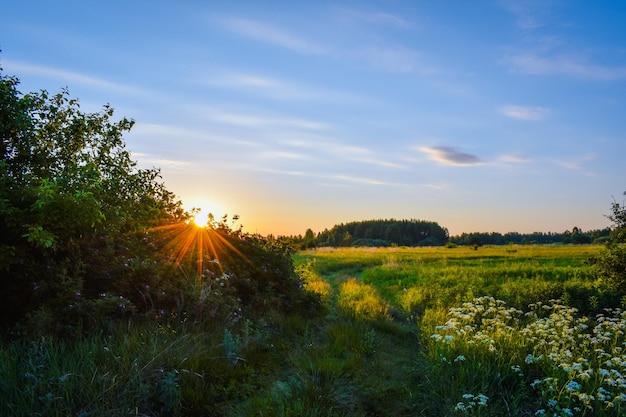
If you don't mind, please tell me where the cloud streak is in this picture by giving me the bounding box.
[282,137,405,169]
[3,60,144,95]
[499,155,531,163]
[360,46,434,74]
[419,146,483,166]
[505,53,626,81]
[339,8,413,28]
[132,152,191,170]
[332,175,387,186]
[208,111,330,131]
[216,17,327,55]
[501,105,549,120]
[212,72,365,103]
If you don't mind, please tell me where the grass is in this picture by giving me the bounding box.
[298,245,607,318]
[295,244,614,416]
[0,244,613,416]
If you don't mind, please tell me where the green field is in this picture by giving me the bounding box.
[2,244,623,416]
[298,245,609,318]
[294,244,625,416]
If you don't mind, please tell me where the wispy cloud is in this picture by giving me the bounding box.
[212,72,365,102]
[242,166,388,187]
[504,53,626,81]
[499,154,531,163]
[132,152,191,170]
[501,105,550,120]
[360,46,434,74]
[339,8,413,28]
[282,137,368,156]
[282,137,405,169]
[208,111,329,130]
[353,157,407,169]
[557,153,596,170]
[419,146,483,166]
[332,175,387,186]
[215,17,328,55]
[500,0,552,30]
[3,60,144,95]
[131,123,263,149]
[259,150,309,160]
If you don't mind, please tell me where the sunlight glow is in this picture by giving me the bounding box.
[150,220,251,296]
[192,208,214,227]
[189,201,224,227]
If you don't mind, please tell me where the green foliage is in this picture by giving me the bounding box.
[590,194,626,293]
[304,245,604,316]
[316,218,449,247]
[607,194,626,244]
[4,244,603,416]
[450,228,608,246]
[0,66,323,337]
[0,66,188,331]
[211,228,323,317]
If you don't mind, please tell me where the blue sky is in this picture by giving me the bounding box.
[2,1,625,236]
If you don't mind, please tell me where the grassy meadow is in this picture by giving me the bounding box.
[2,243,623,416]
[296,244,626,416]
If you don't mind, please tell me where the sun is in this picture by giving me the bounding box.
[191,208,213,227]
[189,201,224,227]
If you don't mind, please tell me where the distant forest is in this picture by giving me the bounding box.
[449,227,610,246]
[292,220,611,248]
[299,219,449,248]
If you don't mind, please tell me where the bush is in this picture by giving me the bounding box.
[0,66,321,337]
[591,194,626,294]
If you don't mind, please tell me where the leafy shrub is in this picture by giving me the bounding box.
[590,194,626,293]
[0,66,321,337]
[0,66,187,333]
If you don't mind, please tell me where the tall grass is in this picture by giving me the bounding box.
[298,244,611,416]
[1,245,609,416]
[429,296,626,416]
[0,315,311,416]
[299,245,606,318]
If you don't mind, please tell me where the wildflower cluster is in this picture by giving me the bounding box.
[430,297,626,416]
[431,296,524,354]
[454,393,489,414]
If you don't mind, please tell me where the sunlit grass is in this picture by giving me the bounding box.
[295,260,332,301]
[299,244,611,415]
[338,278,390,321]
[301,245,605,316]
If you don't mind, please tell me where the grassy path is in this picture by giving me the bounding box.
[291,253,426,416]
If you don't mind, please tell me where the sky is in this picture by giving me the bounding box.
[1,1,625,237]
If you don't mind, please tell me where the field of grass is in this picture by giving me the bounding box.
[295,244,626,416]
[2,244,620,416]
[298,245,609,317]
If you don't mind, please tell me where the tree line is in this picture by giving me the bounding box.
[292,219,450,248]
[448,227,611,246]
[289,222,611,249]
